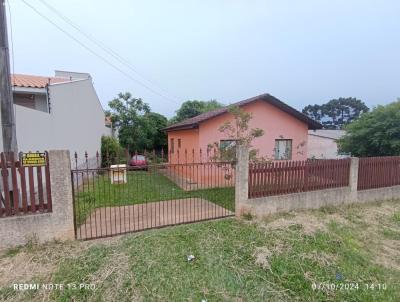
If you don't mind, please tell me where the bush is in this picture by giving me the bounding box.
[101,136,123,167]
[338,100,400,156]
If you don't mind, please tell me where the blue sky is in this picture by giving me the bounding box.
[7,0,400,117]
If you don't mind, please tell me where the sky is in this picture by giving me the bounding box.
[6,0,400,118]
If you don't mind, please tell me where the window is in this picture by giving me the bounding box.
[275,139,292,160]
[220,140,237,160]
[170,138,174,154]
[178,138,181,148]
[13,93,49,113]
[220,140,236,150]
[13,93,35,110]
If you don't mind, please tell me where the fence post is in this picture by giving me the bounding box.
[349,157,359,202]
[235,144,249,217]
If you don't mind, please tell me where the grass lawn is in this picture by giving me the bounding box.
[74,170,235,225]
[1,200,399,301]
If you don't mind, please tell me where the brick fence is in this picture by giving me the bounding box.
[0,150,74,249]
[235,145,400,218]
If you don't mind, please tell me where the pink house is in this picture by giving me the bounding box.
[164,93,321,164]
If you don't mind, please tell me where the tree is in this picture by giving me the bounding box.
[209,106,264,162]
[170,99,223,123]
[141,112,168,150]
[338,100,400,157]
[100,135,122,167]
[108,92,167,152]
[302,97,369,129]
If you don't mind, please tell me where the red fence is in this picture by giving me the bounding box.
[249,159,351,198]
[358,156,400,190]
[0,152,52,218]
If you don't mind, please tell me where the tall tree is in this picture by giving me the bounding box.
[302,97,369,129]
[108,92,167,152]
[170,99,223,123]
[338,100,400,157]
[141,112,168,150]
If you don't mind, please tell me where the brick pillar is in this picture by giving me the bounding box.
[349,157,359,202]
[235,144,249,217]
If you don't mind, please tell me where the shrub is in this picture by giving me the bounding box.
[101,136,123,167]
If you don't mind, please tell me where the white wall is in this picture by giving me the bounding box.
[307,135,347,159]
[15,79,110,166]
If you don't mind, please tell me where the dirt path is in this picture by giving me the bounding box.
[77,198,233,239]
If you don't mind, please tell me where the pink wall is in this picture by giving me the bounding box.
[198,100,308,161]
[167,129,199,163]
[167,100,309,163]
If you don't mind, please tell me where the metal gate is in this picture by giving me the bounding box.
[71,151,235,240]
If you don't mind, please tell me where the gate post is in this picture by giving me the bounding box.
[235,144,249,217]
[48,150,75,240]
[349,157,359,202]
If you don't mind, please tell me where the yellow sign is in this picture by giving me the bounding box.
[21,152,47,167]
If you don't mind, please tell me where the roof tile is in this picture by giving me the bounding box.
[11,74,69,88]
[164,93,322,131]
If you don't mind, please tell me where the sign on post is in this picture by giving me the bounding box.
[21,152,47,167]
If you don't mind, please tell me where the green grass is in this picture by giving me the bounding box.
[74,169,234,225]
[1,201,400,301]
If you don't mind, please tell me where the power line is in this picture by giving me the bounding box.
[37,0,181,103]
[20,0,180,105]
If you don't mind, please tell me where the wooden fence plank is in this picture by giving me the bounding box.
[28,166,36,213]
[19,165,28,213]
[45,151,52,212]
[10,153,19,215]
[37,166,44,211]
[1,153,11,216]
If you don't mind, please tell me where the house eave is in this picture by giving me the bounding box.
[163,124,199,132]
[12,86,47,94]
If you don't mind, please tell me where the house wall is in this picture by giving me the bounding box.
[198,100,309,161]
[167,129,200,163]
[15,79,111,167]
[308,135,343,159]
[166,100,309,186]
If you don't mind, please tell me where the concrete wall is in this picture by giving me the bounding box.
[0,150,74,249]
[15,79,111,167]
[167,128,200,163]
[307,134,344,159]
[235,145,400,218]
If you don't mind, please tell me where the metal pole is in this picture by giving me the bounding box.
[0,0,18,154]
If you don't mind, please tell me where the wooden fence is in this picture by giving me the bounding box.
[248,159,351,198]
[0,152,52,218]
[358,156,400,190]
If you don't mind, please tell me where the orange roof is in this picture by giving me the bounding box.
[164,93,322,131]
[11,74,70,88]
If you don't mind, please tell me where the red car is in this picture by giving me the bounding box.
[129,155,148,169]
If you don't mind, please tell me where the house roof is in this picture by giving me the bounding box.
[11,74,70,89]
[164,93,322,131]
[308,129,346,140]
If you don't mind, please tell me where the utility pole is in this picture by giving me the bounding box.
[0,0,18,155]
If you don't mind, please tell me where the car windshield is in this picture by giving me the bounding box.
[132,155,145,161]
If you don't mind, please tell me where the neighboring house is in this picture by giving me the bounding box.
[7,71,111,167]
[307,130,348,159]
[164,93,322,163]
